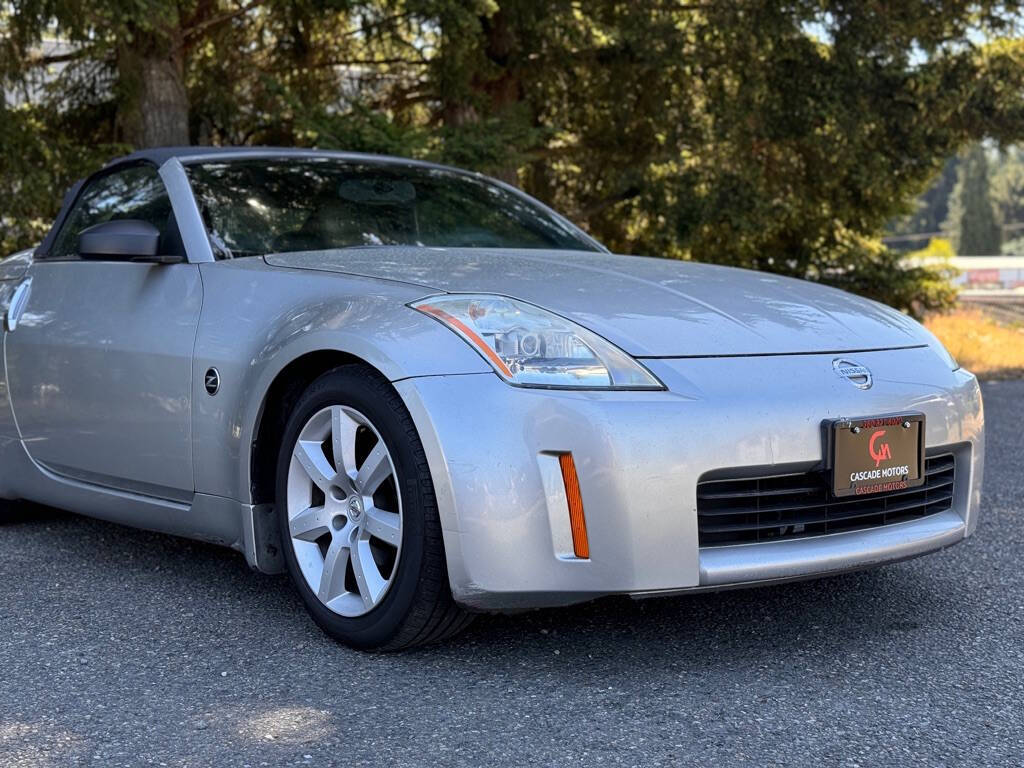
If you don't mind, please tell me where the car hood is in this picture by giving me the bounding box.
[265,247,927,357]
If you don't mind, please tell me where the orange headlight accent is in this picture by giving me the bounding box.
[416,304,514,378]
[558,453,589,559]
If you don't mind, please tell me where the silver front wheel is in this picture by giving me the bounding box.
[286,405,403,618]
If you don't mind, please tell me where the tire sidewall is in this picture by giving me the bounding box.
[276,368,427,648]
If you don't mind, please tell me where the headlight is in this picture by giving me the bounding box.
[411,294,664,389]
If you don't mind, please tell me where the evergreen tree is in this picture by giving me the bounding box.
[950,144,1002,255]
[989,146,1024,249]
[6,0,1024,314]
[887,156,959,252]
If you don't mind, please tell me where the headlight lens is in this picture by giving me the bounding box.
[411,294,664,389]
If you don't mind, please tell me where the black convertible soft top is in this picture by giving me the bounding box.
[106,146,245,166]
[104,146,445,170]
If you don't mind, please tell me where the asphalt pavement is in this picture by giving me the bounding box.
[1,380,1022,767]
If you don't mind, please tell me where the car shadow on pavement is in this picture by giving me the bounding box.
[0,498,984,764]
[0,498,965,669]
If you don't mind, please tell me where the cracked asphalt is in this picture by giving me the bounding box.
[1,380,1022,767]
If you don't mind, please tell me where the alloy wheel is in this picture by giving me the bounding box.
[286,405,403,617]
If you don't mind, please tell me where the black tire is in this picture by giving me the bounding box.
[276,364,473,651]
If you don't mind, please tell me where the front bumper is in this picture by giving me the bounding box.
[395,347,984,611]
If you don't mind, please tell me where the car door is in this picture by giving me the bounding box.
[4,162,202,502]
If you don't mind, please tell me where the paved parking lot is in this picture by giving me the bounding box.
[1,380,1022,767]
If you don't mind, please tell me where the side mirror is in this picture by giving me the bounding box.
[78,220,182,264]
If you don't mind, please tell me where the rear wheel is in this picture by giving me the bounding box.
[276,364,473,650]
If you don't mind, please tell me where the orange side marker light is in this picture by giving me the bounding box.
[558,453,589,559]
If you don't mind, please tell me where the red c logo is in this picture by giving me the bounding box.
[869,430,892,467]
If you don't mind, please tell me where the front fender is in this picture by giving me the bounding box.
[192,259,489,501]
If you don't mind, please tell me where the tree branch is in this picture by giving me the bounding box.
[580,186,643,218]
[339,10,420,41]
[26,49,88,67]
[182,0,268,40]
[302,57,429,69]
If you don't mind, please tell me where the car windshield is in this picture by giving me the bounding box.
[186,157,599,257]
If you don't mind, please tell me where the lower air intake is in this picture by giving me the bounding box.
[697,454,955,547]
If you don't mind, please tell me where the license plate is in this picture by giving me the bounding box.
[830,413,925,498]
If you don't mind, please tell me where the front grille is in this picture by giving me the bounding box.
[697,454,955,547]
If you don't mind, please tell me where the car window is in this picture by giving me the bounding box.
[186,158,600,257]
[48,164,177,260]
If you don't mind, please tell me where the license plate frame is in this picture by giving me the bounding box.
[828,412,925,498]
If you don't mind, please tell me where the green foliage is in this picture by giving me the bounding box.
[990,145,1024,248]
[4,0,1024,314]
[832,248,959,321]
[891,238,961,318]
[0,101,124,255]
[891,142,1024,254]
[810,234,958,320]
[1002,235,1024,255]
[296,103,431,158]
[437,105,545,178]
[888,156,959,252]
[949,144,1002,255]
[910,237,957,262]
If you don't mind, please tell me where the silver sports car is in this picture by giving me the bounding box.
[0,148,983,650]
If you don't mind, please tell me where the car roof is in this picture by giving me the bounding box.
[106,146,451,172]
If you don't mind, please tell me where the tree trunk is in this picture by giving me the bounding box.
[437,6,527,186]
[479,10,521,185]
[117,26,190,147]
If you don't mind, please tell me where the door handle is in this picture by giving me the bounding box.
[4,279,31,332]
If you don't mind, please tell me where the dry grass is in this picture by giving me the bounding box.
[925,306,1024,380]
